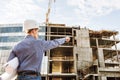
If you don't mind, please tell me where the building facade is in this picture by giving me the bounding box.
[0,23,120,80]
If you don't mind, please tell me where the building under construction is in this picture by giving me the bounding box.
[0,23,120,80]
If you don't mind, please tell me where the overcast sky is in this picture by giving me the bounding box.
[0,0,120,32]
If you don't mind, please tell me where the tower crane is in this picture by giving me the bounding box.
[46,0,56,26]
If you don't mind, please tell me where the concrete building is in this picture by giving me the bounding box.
[0,23,120,80]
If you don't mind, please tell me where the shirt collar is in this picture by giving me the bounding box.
[25,35,36,40]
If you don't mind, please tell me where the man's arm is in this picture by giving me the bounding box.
[42,36,70,51]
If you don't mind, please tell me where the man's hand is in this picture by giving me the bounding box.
[65,36,70,42]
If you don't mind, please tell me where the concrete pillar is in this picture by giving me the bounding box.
[98,48,105,67]
[98,48,107,80]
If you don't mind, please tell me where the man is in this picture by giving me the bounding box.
[7,20,70,80]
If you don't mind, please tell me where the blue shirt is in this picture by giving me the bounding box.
[8,35,66,72]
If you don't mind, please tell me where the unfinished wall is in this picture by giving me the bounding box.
[74,29,93,71]
[75,29,90,47]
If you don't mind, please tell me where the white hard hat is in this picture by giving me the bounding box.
[23,20,39,32]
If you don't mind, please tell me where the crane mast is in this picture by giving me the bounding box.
[46,0,55,26]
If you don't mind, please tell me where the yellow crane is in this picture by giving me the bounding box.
[46,0,56,26]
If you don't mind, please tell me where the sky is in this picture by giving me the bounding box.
[0,0,120,32]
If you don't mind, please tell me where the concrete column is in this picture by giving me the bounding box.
[98,48,105,67]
